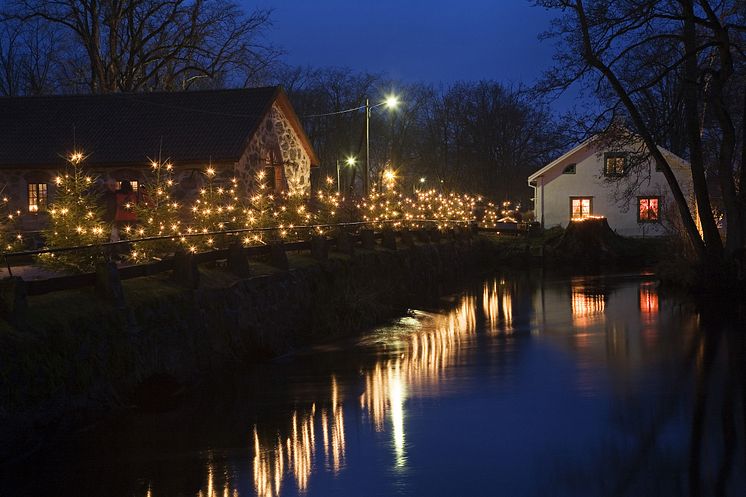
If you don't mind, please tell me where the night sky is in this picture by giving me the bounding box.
[252,0,558,87]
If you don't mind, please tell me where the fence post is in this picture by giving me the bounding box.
[311,235,328,261]
[227,242,251,278]
[382,229,397,250]
[172,249,200,289]
[415,229,430,244]
[269,241,289,270]
[96,261,126,308]
[400,229,415,247]
[0,276,27,325]
[360,229,376,250]
[336,231,355,256]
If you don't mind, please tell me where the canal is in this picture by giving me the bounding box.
[4,271,745,496]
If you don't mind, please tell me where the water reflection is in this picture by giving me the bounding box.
[11,273,745,497]
[252,378,346,497]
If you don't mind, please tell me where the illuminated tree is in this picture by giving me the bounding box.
[40,152,107,271]
[0,190,23,251]
[130,158,183,260]
[243,169,276,245]
[186,166,240,250]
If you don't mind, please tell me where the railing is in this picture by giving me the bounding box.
[0,219,499,321]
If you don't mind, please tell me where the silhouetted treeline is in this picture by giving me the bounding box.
[0,1,566,202]
[273,66,566,202]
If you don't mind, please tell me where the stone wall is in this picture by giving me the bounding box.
[235,103,312,196]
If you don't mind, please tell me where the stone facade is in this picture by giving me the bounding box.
[236,103,312,196]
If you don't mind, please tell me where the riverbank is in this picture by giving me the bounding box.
[0,235,511,462]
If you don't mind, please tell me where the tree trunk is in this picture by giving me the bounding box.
[682,0,723,259]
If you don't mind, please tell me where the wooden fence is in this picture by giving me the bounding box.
[0,221,494,322]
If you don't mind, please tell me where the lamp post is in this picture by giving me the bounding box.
[364,95,399,196]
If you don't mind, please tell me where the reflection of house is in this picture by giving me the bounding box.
[527,136,693,236]
[0,86,319,229]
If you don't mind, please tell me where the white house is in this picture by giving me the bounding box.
[528,136,694,237]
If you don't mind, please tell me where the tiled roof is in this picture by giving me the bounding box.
[0,87,282,168]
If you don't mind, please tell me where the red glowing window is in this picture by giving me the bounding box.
[638,197,660,222]
[570,197,592,219]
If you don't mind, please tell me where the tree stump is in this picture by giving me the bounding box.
[553,217,624,264]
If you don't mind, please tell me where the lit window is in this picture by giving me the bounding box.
[570,197,592,219]
[563,163,576,174]
[604,153,626,176]
[638,196,660,222]
[116,180,139,191]
[28,183,48,213]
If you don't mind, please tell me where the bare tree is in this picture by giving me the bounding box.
[1,0,279,93]
[536,0,746,269]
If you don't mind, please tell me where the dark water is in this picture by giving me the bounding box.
[5,272,746,496]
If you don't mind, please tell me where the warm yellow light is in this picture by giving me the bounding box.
[345,156,357,167]
[383,169,396,182]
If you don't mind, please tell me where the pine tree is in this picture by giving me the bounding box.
[185,166,241,251]
[0,189,23,252]
[131,158,183,260]
[40,152,107,271]
[243,169,276,245]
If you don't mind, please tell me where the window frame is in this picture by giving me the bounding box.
[27,182,48,213]
[116,179,139,192]
[603,152,627,177]
[569,196,593,220]
[637,196,662,223]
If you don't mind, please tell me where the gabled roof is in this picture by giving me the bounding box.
[528,136,597,183]
[527,134,689,183]
[0,86,319,168]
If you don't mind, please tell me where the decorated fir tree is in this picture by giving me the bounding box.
[186,166,241,250]
[130,158,183,260]
[40,151,107,271]
[0,189,23,252]
[243,169,276,245]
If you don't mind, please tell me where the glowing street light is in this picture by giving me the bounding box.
[337,155,358,193]
[365,94,400,196]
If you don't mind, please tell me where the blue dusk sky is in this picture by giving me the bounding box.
[251,0,560,88]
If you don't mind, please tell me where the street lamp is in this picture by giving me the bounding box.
[337,155,357,193]
[365,94,399,196]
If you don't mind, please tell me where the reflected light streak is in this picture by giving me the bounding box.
[388,362,406,468]
[252,294,480,494]
[252,377,345,497]
[639,283,659,315]
[571,281,606,327]
[482,279,513,333]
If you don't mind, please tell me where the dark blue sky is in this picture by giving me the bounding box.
[252,0,559,87]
